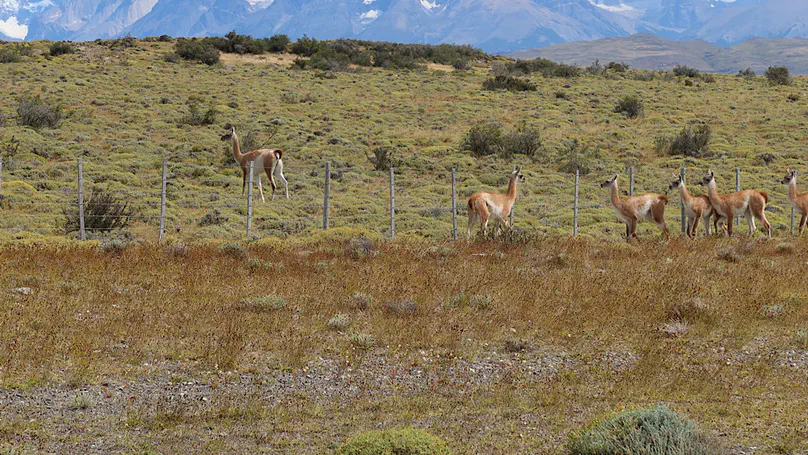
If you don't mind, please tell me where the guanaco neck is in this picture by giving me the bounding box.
[609,183,622,208]
[678,183,693,205]
[230,133,244,163]
[787,179,798,203]
[506,175,518,201]
[706,181,722,206]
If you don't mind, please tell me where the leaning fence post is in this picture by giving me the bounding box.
[629,166,634,196]
[735,168,741,227]
[323,162,330,230]
[680,167,687,234]
[78,158,85,241]
[573,169,579,237]
[389,166,395,239]
[246,161,254,238]
[451,168,458,241]
[159,158,167,242]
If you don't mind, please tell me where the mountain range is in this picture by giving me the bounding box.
[0,0,807,54]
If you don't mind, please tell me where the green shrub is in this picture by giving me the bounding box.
[673,64,700,78]
[367,144,395,171]
[199,208,228,226]
[586,59,604,75]
[504,58,580,78]
[245,295,287,311]
[266,34,291,53]
[16,96,63,129]
[606,61,629,72]
[158,34,173,42]
[461,120,503,157]
[175,39,220,65]
[163,52,179,63]
[63,189,135,234]
[339,427,451,455]
[482,75,536,92]
[218,242,247,260]
[737,68,756,78]
[766,66,791,86]
[49,42,75,56]
[501,125,542,159]
[0,47,20,63]
[658,125,711,157]
[557,139,600,175]
[699,73,715,83]
[613,94,643,118]
[180,103,217,126]
[290,34,323,57]
[567,404,716,455]
[328,314,351,331]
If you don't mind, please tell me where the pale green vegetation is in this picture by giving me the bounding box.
[0,38,805,245]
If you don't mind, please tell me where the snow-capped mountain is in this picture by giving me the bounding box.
[1,0,807,54]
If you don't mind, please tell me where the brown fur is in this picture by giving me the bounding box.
[467,167,524,239]
[782,169,808,235]
[700,170,770,238]
[602,174,669,242]
[221,127,288,201]
[669,175,715,239]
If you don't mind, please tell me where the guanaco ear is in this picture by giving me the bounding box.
[613,174,619,182]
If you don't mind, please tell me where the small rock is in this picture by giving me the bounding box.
[12,287,32,295]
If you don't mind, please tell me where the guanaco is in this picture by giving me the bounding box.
[699,170,770,238]
[467,166,524,239]
[601,174,669,242]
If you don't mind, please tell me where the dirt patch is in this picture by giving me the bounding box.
[219,53,300,66]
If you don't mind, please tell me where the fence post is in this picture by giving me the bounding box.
[573,169,579,237]
[323,162,330,230]
[389,167,395,239]
[159,158,167,242]
[629,166,634,196]
[680,167,686,234]
[735,168,741,227]
[451,168,458,241]
[78,158,86,241]
[246,161,254,238]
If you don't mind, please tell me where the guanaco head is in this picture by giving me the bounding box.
[669,173,684,191]
[220,126,236,142]
[781,168,797,185]
[600,174,619,189]
[511,166,525,183]
[698,170,715,186]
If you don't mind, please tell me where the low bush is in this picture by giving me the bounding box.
[0,47,21,63]
[482,75,536,92]
[339,427,451,455]
[218,242,247,260]
[244,295,287,311]
[567,404,716,455]
[501,125,542,160]
[49,41,76,56]
[460,120,503,157]
[672,64,700,78]
[613,94,643,118]
[737,68,756,78]
[175,39,220,65]
[606,61,629,72]
[657,125,712,157]
[344,236,375,259]
[180,104,217,126]
[16,96,63,130]
[766,66,791,86]
[63,189,135,234]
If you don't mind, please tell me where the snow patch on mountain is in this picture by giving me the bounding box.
[0,15,27,39]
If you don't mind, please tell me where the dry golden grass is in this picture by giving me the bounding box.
[1,238,808,453]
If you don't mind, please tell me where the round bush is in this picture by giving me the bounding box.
[568,404,716,455]
[339,427,451,455]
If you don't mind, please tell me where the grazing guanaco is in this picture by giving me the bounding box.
[221,126,289,201]
[781,168,808,236]
[668,174,714,239]
[467,166,524,239]
[601,174,670,242]
[699,170,770,238]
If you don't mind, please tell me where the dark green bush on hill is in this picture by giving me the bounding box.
[49,41,75,56]
[657,125,712,157]
[290,34,323,57]
[614,94,643,118]
[175,39,220,65]
[505,57,581,78]
[766,66,791,86]
[461,120,504,157]
[482,75,537,92]
[673,64,700,78]
[0,47,21,63]
[568,404,717,455]
[16,96,63,129]
[339,427,452,455]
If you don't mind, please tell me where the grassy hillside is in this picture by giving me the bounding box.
[2,240,808,454]
[0,38,806,245]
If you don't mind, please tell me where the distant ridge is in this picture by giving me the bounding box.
[508,34,808,75]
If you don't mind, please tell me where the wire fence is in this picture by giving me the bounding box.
[0,156,800,242]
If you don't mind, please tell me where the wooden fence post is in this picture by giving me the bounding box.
[159,158,167,242]
[629,166,634,196]
[792,207,796,236]
[573,169,579,237]
[389,166,395,239]
[451,168,458,241]
[78,158,85,241]
[680,167,686,234]
[247,161,254,238]
[323,162,330,230]
[735,168,741,227]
